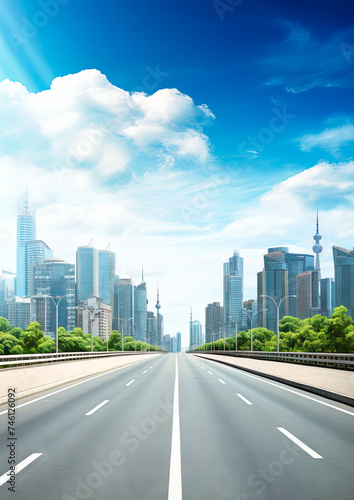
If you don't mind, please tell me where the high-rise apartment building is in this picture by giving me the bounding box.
[223,250,244,338]
[82,296,112,342]
[76,244,99,304]
[16,194,36,297]
[205,302,224,344]
[31,258,76,336]
[333,246,354,318]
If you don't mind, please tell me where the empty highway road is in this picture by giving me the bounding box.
[0,353,353,499]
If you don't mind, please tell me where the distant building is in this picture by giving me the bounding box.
[31,258,76,337]
[16,194,36,297]
[296,270,320,320]
[0,296,30,330]
[176,331,182,352]
[163,334,171,351]
[333,246,354,318]
[82,296,112,342]
[320,278,335,317]
[205,302,223,344]
[118,278,134,337]
[112,274,119,330]
[243,299,257,330]
[0,270,16,303]
[223,250,244,338]
[147,311,158,346]
[76,244,99,304]
[134,279,147,342]
[189,313,203,351]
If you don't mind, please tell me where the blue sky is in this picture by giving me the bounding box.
[1,0,354,345]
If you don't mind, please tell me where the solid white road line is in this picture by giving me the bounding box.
[0,360,147,416]
[237,393,253,405]
[142,370,148,374]
[218,379,226,385]
[207,359,354,417]
[85,400,109,416]
[125,379,136,387]
[168,356,182,500]
[277,427,323,459]
[0,453,42,487]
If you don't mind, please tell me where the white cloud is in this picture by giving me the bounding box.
[0,69,214,177]
[298,123,354,154]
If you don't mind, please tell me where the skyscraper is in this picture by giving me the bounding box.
[147,310,158,347]
[223,250,244,338]
[76,243,99,304]
[31,258,76,336]
[25,240,53,297]
[16,193,36,297]
[333,246,354,318]
[0,296,30,330]
[98,247,115,314]
[189,312,203,351]
[134,276,147,342]
[296,270,320,319]
[205,302,224,344]
[118,278,134,337]
[320,278,335,317]
[112,274,119,330]
[258,247,314,332]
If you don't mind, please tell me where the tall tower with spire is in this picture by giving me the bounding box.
[16,190,36,297]
[155,286,161,346]
[312,210,323,275]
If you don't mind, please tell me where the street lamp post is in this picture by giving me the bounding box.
[245,309,267,352]
[260,295,296,352]
[32,294,74,353]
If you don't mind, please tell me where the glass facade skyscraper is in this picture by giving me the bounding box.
[98,249,115,308]
[333,246,354,318]
[134,281,147,342]
[76,246,99,304]
[16,197,36,298]
[31,258,76,336]
[223,250,244,337]
[258,247,314,332]
[25,240,53,297]
[118,278,134,337]
[320,277,335,317]
[205,302,224,344]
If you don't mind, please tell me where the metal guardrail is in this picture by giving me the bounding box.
[0,350,162,368]
[196,350,354,369]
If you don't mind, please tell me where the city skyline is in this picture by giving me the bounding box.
[0,1,354,346]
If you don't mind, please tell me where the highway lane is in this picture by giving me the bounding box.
[0,352,353,499]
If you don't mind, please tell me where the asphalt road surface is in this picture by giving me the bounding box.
[0,353,353,499]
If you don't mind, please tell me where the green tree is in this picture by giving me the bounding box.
[325,306,354,352]
[0,317,11,333]
[0,333,22,354]
[22,322,44,351]
[108,331,122,350]
[37,336,56,353]
[8,327,23,339]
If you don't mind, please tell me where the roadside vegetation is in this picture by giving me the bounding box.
[0,319,160,354]
[194,306,354,353]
